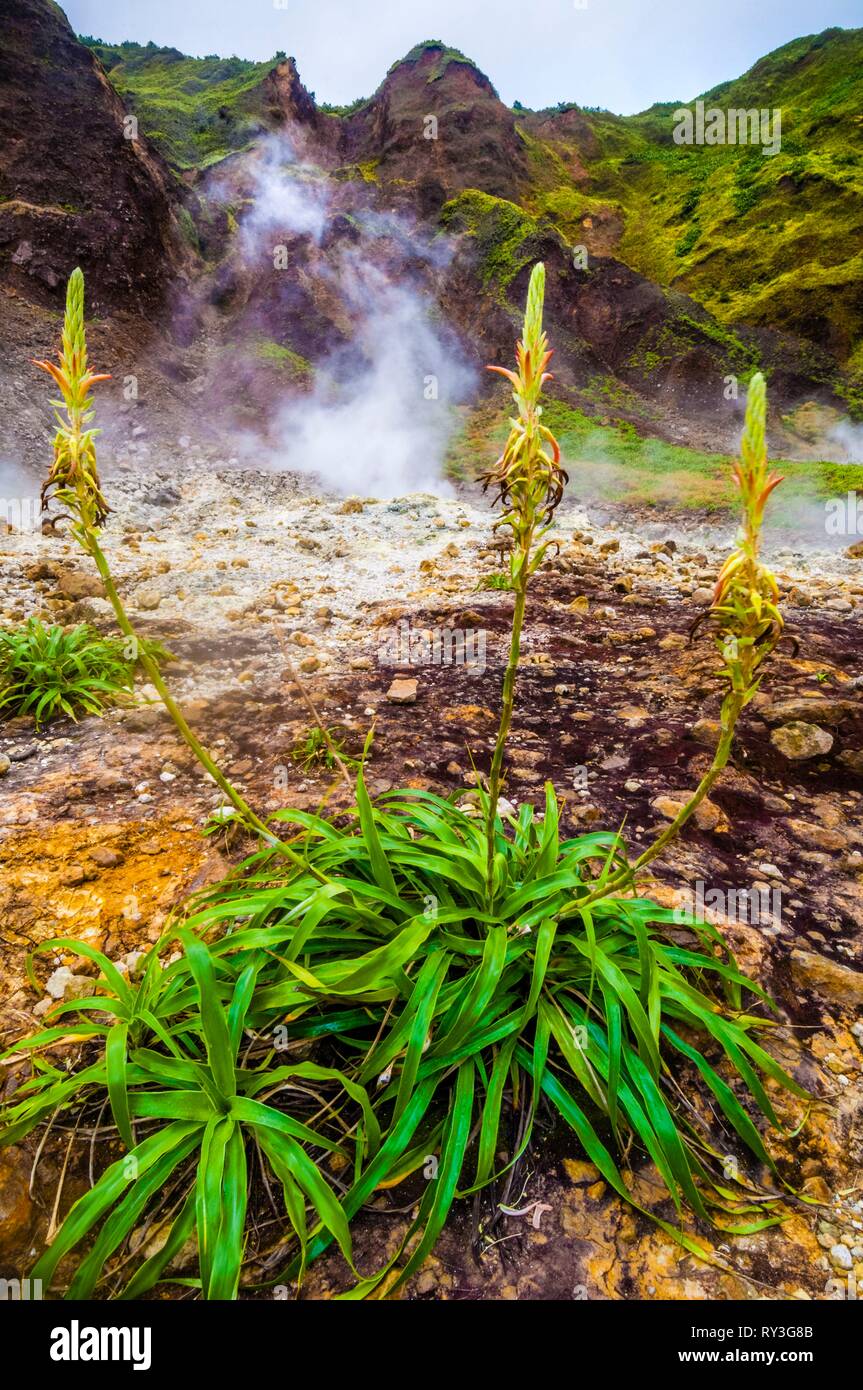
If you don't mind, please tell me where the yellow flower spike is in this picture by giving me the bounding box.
[37,267,111,532]
[481,264,569,898]
[572,372,791,921]
[705,370,785,717]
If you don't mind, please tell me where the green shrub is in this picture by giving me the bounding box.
[291,725,361,773]
[0,620,137,725]
[3,933,368,1298]
[3,773,804,1298]
[1,265,807,1302]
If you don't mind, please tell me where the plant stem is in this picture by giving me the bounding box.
[485,545,531,899]
[478,261,563,905]
[577,693,743,909]
[84,531,324,881]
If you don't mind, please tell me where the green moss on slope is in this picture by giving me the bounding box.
[439,190,544,292]
[254,340,313,378]
[520,28,863,361]
[450,394,863,511]
[390,41,483,85]
[81,39,279,169]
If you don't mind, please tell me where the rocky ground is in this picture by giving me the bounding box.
[0,464,862,1300]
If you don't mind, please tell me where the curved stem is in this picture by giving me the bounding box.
[577,694,743,910]
[485,555,530,901]
[630,715,738,875]
[84,531,326,881]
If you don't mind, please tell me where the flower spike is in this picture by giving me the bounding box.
[36,266,111,533]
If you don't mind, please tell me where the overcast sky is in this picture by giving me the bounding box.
[59,0,861,114]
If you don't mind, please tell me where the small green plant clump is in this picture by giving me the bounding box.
[0,620,137,725]
[291,725,361,774]
[476,571,512,591]
[0,265,807,1302]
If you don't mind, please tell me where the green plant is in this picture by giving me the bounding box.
[8,773,802,1297]
[291,725,360,774]
[0,620,137,725]
[674,223,701,257]
[3,934,369,1298]
[476,571,512,591]
[481,263,566,897]
[261,783,804,1294]
[4,266,806,1303]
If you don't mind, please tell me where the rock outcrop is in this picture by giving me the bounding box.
[0,0,188,318]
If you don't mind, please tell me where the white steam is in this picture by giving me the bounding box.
[830,419,863,463]
[234,137,329,249]
[219,134,474,497]
[271,260,469,497]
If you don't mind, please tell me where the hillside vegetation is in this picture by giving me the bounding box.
[80,38,280,168]
[521,28,863,379]
[80,30,863,413]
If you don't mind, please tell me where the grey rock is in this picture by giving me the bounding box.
[8,743,38,762]
[770,722,834,761]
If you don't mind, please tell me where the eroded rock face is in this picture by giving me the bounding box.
[0,0,188,317]
[342,46,530,202]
